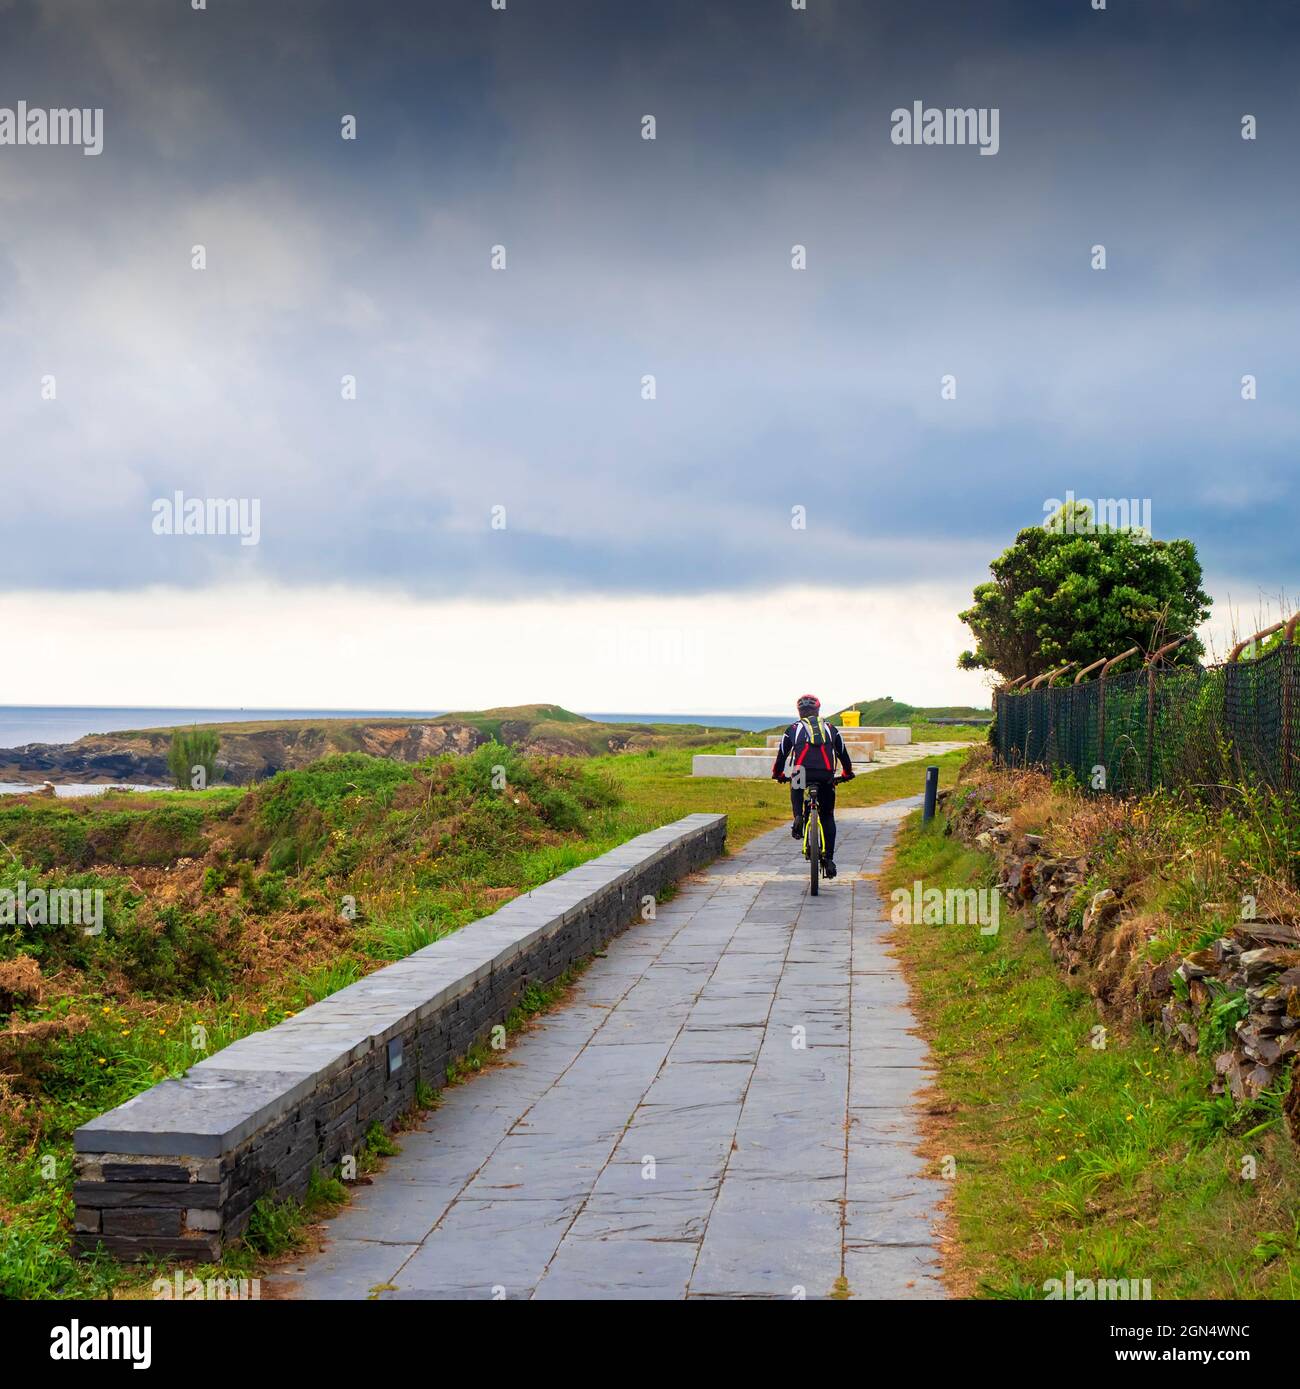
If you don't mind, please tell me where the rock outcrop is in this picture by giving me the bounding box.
[0,720,489,787]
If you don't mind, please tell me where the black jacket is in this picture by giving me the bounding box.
[771,718,854,780]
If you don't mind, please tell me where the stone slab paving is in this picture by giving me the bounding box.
[858,740,975,770]
[274,797,946,1301]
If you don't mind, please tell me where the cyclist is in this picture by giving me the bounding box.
[772,694,854,878]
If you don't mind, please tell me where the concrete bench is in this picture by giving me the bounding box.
[737,745,875,764]
[763,728,905,748]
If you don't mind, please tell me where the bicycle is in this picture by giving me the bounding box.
[796,776,847,897]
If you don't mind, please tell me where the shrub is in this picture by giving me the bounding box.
[168,728,221,790]
[111,904,228,996]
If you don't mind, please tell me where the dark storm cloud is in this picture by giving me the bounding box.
[1,0,1297,598]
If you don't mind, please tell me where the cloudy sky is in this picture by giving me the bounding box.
[2,0,1296,714]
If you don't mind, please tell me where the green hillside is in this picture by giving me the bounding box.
[755,697,991,739]
[836,696,991,725]
[428,705,750,755]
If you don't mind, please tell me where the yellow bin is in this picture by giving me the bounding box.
[841,709,860,727]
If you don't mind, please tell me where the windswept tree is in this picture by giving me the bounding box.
[958,501,1211,682]
[168,727,221,790]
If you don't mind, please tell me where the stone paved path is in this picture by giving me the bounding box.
[865,739,977,770]
[275,797,946,1300]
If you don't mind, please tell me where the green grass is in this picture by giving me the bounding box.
[908,722,991,743]
[883,809,1300,1299]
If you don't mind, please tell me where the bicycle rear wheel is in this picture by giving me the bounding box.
[808,796,820,896]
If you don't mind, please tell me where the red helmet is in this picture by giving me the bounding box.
[796,693,821,715]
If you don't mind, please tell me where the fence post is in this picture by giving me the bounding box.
[1143,639,1188,794]
[1000,677,1027,766]
[1074,658,1107,790]
[1283,613,1300,797]
[1045,678,1055,769]
[1031,663,1075,770]
[1228,622,1286,788]
[1098,676,1106,777]
[1099,647,1142,792]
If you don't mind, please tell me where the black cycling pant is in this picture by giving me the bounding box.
[790,779,837,861]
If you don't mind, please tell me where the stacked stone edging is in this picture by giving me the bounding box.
[941,786,1300,1142]
[72,812,727,1260]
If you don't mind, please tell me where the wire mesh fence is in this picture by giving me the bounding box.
[993,644,1300,797]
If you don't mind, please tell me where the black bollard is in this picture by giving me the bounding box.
[922,764,939,823]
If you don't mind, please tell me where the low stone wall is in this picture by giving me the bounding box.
[72,813,727,1261]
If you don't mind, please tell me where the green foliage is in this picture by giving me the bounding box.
[201,862,230,896]
[168,727,221,790]
[1197,989,1250,1059]
[112,903,228,996]
[230,754,413,869]
[241,1193,305,1258]
[357,908,453,961]
[258,754,414,826]
[364,1122,400,1158]
[0,855,145,977]
[307,1168,349,1210]
[237,863,287,913]
[0,801,208,871]
[958,500,1212,680]
[0,1172,119,1300]
[290,959,363,1010]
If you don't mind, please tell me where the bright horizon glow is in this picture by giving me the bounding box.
[1,574,1276,720]
[0,582,1000,715]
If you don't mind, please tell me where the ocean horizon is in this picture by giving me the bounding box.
[0,705,786,750]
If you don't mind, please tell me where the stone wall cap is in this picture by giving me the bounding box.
[75,1069,318,1157]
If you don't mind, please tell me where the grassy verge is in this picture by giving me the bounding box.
[884,808,1300,1299]
[907,722,989,743]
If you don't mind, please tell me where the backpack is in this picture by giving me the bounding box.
[792,717,835,771]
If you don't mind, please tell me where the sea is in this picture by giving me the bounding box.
[0,705,783,797]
